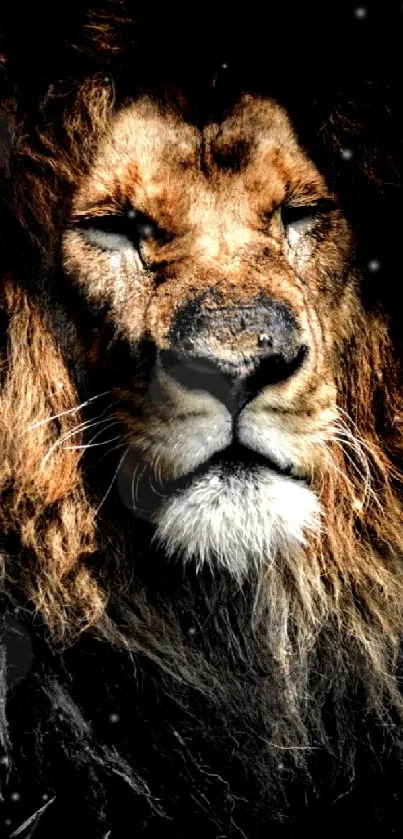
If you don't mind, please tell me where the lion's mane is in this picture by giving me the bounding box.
[1,4,403,836]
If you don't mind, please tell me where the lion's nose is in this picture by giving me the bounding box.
[160,299,308,414]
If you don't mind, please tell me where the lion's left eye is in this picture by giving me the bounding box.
[74,209,164,254]
[281,199,334,228]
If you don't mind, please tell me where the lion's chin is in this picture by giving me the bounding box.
[150,466,321,580]
[116,442,319,578]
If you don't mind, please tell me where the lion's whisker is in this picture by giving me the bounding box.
[150,446,164,488]
[65,435,122,451]
[99,442,127,463]
[131,463,140,510]
[334,412,385,465]
[329,447,373,510]
[85,419,121,446]
[95,446,130,516]
[325,426,384,512]
[134,464,147,509]
[27,390,112,431]
[149,455,167,498]
[46,415,111,449]
[98,399,123,417]
[331,433,372,484]
[332,420,378,475]
[332,428,374,477]
[40,416,119,467]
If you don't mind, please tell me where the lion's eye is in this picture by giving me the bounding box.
[74,209,164,255]
[281,199,334,229]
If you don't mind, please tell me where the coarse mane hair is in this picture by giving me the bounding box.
[1,4,403,836]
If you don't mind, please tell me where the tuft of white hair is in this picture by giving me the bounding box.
[152,466,321,581]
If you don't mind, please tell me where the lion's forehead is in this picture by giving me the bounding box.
[74,95,325,219]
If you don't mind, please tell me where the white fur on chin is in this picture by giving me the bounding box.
[152,466,321,580]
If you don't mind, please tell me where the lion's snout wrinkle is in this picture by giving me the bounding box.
[170,296,301,360]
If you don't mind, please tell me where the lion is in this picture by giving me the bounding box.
[1,6,403,837]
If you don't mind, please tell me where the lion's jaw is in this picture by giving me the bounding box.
[62,94,355,577]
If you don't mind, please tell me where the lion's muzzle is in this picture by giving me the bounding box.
[161,294,307,415]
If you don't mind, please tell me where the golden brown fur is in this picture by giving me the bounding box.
[1,83,403,683]
[2,6,403,833]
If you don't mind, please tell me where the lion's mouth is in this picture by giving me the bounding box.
[117,439,303,519]
[204,442,297,480]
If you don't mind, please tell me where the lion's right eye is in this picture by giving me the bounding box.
[74,209,165,255]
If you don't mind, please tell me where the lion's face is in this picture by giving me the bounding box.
[62,94,357,576]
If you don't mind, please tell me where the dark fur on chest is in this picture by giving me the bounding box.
[2,531,403,838]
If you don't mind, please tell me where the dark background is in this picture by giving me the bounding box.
[1,2,403,93]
